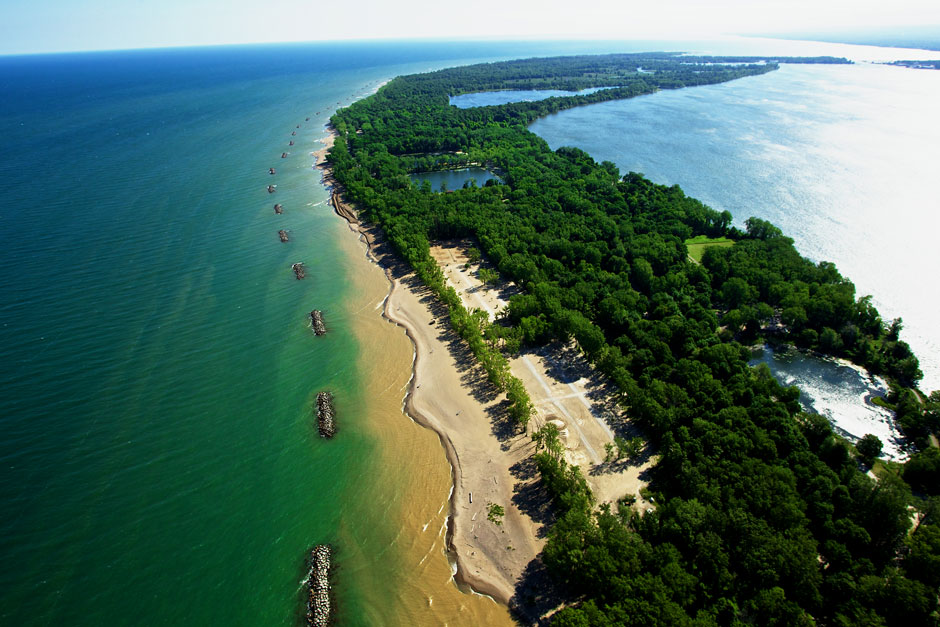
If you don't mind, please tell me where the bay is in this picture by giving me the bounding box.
[530,59,940,393]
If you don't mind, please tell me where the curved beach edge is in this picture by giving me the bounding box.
[347,217,514,607]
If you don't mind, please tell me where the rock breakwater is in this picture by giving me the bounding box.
[316,391,335,438]
[310,310,326,336]
[305,544,332,627]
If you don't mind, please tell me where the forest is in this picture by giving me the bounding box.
[326,53,940,625]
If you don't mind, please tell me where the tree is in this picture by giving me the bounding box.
[855,434,883,465]
[487,503,505,526]
[478,267,499,286]
[904,448,940,495]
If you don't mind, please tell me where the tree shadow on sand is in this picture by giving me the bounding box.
[509,457,554,538]
[509,555,571,626]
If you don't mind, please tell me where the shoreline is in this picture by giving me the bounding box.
[317,125,542,611]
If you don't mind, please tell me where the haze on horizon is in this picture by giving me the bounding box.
[2,0,939,56]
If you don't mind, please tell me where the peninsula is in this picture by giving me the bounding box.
[323,53,940,624]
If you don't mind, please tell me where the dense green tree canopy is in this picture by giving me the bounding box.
[326,53,939,625]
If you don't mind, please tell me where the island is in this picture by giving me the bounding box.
[323,53,940,624]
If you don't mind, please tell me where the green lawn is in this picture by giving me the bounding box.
[685,235,735,263]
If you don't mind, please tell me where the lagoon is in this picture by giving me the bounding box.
[450,86,617,108]
[751,345,906,460]
[411,166,501,191]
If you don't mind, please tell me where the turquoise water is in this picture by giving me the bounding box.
[410,167,500,191]
[531,61,940,393]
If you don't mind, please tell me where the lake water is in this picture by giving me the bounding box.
[530,61,940,394]
[410,166,501,191]
[750,346,906,460]
[2,37,937,625]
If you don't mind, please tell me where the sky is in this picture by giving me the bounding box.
[2,0,940,55]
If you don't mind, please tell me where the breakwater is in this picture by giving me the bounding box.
[316,392,336,438]
[310,310,326,336]
[305,544,332,626]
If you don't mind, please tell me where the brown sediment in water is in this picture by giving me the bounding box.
[329,196,512,626]
[323,183,543,622]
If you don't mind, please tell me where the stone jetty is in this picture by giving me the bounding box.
[305,544,332,627]
[292,262,306,280]
[316,391,335,438]
[310,310,326,335]
[279,230,289,243]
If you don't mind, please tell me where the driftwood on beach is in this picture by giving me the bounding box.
[305,544,332,627]
[330,191,358,224]
[310,310,326,336]
[316,391,335,438]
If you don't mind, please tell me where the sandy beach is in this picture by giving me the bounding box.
[318,120,652,620]
[318,139,550,612]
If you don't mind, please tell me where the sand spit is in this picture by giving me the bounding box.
[321,177,546,615]
[318,106,648,620]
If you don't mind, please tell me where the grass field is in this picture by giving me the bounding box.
[685,235,735,263]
